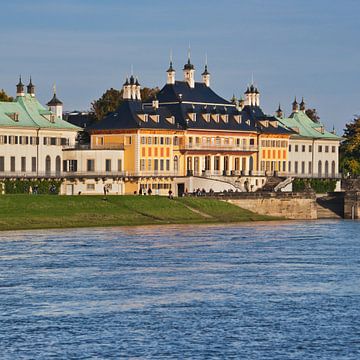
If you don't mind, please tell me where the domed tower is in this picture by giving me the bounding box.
[244,86,251,106]
[16,75,25,97]
[201,56,210,87]
[27,77,35,97]
[276,103,283,118]
[47,84,63,119]
[135,77,141,100]
[122,77,131,99]
[292,97,299,113]
[183,50,195,88]
[300,97,306,112]
[166,60,176,85]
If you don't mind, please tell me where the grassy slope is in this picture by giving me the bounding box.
[0,195,275,231]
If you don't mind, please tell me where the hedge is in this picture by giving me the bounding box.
[2,179,62,195]
[293,178,337,193]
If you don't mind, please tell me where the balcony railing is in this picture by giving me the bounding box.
[64,144,125,151]
[181,144,258,152]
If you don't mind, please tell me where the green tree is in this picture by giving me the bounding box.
[91,87,160,121]
[305,108,320,123]
[0,89,13,102]
[340,115,360,175]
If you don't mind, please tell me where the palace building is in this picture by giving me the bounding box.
[0,78,79,178]
[89,56,293,195]
[276,98,341,179]
[0,57,341,196]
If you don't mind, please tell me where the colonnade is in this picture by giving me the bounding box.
[185,154,255,176]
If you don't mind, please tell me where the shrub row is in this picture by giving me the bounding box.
[2,179,62,195]
[292,178,337,193]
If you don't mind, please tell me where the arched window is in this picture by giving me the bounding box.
[325,160,329,177]
[174,156,178,172]
[45,155,51,175]
[56,156,61,175]
[318,160,322,177]
[331,161,336,177]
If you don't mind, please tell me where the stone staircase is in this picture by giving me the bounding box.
[316,194,344,219]
[261,176,285,192]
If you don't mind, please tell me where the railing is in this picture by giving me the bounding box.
[279,172,342,179]
[63,144,125,151]
[181,144,258,152]
[0,170,182,179]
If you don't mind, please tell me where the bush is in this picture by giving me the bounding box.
[292,178,337,193]
[2,179,62,195]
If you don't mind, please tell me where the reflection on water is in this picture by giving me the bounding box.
[0,220,360,359]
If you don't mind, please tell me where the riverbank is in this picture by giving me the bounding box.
[0,195,278,231]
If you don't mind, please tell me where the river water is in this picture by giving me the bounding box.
[0,220,359,359]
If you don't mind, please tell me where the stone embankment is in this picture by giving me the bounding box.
[217,192,317,220]
[213,191,359,220]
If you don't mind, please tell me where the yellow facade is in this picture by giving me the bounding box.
[90,128,290,194]
[259,134,289,173]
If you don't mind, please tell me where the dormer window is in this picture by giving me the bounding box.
[203,113,210,122]
[150,114,159,123]
[7,112,19,122]
[221,114,228,123]
[246,119,251,126]
[188,113,196,122]
[234,115,241,124]
[138,114,148,122]
[166,116,175,124]
[260,120,269,127]
[212,114,220,123]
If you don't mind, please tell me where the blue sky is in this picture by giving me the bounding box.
[0,0,359,133]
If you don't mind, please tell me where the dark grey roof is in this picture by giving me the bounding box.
[89,100,180,131]
[201,65,210,76]
[157,81,230,105]
[65,113,94,128]
[183,58,194,70]
[167,61,174,73]
[89,80,293,136]
[47,93,63,106]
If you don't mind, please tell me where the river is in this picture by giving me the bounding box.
[0,220,359,359]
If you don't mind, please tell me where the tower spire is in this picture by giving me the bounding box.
[167,49,176,84]
[183,44,195,88]
[201,53,210,87]
[187,42,191,64]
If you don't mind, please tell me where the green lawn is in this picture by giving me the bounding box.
[0,195,276,231]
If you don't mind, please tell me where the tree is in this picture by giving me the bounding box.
[305,108,320,123]
[91,86,160,121]
[0,89,13,102]
[340,115,360,175]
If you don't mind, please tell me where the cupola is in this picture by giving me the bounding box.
[183,50,195,88]
[47,84,63,119]
[166,60,176,85]
[27,77,35,97]
[122,74,141,101]
[16,75,25,97]
[276,103,283,118]
[300,97,306,111]
[292,97,299,113]
[201,60,210,87]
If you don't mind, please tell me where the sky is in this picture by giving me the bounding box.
[0,0,359,133]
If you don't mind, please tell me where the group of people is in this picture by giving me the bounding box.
[29,184,57,195]
[137,187,153,196]
[183,188,214,197]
